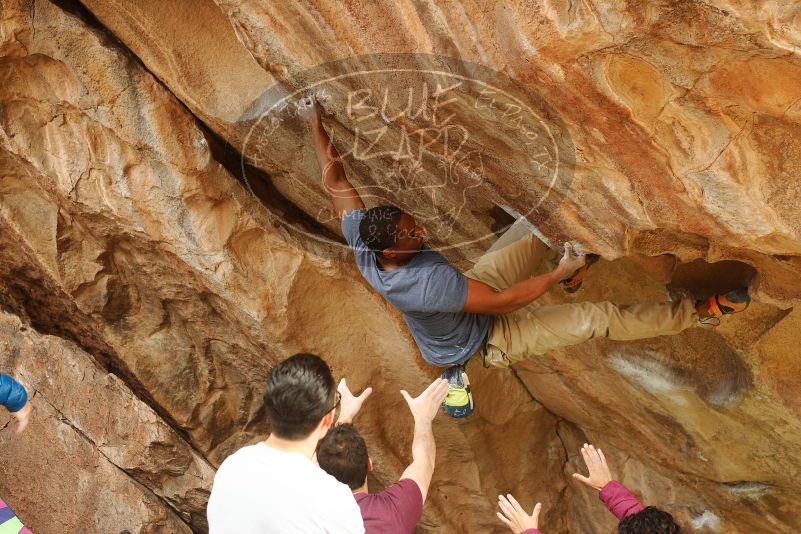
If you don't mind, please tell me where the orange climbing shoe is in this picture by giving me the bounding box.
[707,287,751,317]
[560,253,600,293]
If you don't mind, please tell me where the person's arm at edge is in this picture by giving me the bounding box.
[598,481,646,520]
[572,444,645,521]
[462,244,584,315]
[0,373,27,412]
[0,373,31,434]
[309,102,365,218]
[398,379,449,503]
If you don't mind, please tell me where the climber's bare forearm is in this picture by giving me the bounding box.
[462,270,563,315]
[311,113,364,217]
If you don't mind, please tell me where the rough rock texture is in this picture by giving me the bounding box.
[0,311,213,533]
[0,0,800,533]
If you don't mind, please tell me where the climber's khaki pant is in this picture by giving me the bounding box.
[464,233,699,367]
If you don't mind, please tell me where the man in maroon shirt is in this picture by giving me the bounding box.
[317,378,449,533]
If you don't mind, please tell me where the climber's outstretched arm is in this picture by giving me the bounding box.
[462,245,585,315]
[309,102,365,218]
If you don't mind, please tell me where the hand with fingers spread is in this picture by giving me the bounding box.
[497,494,542,533]
[400,378,449,423]
[336,378,372,425]
[556,242,586,279]
[572,443,613,491]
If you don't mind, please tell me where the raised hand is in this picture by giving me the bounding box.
[400,378,449,423]
[336,378,372,425]
[556,242,586,278]
[9,401,32,434]
[497,494,541,533]
[572,443,613,491]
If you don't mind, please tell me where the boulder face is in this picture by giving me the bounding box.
[0,1,799,533]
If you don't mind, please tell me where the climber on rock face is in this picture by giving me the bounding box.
[316,377,448,534]
[306,98,751,418]
[207,353,365,534]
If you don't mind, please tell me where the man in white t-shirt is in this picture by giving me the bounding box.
[207,353,365,533]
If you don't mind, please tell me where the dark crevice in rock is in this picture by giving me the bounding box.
[0,218,210,529]
[31,387,195,531]
[64,0,343,251]
[670,258,758,299]
[197,120,345,246]
[553,419,572,465]
[509,364,573,460]
[487,205,518,235]
[0,227,168,429]
[509,365,574,479]
[508,365,543,405]
[52,0,133,56]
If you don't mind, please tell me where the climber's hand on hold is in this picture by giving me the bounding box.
[555,242,585,279]
[497,494,541,533]
[336,378,372,425]
[572,443,613,491]
[297,95,321,123]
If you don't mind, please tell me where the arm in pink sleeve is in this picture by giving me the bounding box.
[599,481,645,520]
[520,530,542,534]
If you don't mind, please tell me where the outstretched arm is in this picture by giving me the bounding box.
[462,244,585,315]
[399,378,449,502]
[572,443,645,520]
[572,443,613,491]
[307,101,365,218]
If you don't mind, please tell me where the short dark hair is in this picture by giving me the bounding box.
[359,205,403,254]
[619,507,682,534]
[316,423,369,490]
[263,353,336,440]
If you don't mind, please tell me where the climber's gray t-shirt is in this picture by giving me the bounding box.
[342,209,490,366]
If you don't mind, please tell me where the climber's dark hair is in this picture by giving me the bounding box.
[618,506,682,534]
[316,423,370,490]
[359,205,403,255]
[263,353,337,440]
